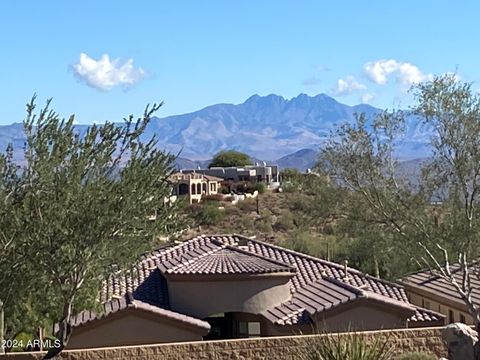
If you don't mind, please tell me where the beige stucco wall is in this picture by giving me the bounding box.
[265,302,407,336]
[407,290,473,324]
[66,309,205,349]
[167,275,293,319]
[0,327,447,360]
[318,304,406,331]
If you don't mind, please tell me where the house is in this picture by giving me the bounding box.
[400,263,479,325]
[66,234,444,349]
[181,164,280,188]
[168,172,223,204]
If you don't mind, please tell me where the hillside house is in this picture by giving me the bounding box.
[401,263,479,325]
[168,172,222,204]
[65,234,444,349]
[181,164,280,188]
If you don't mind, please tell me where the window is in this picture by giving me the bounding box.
[449,310,455,323]
[191,184,196,195]
[460,314,466,323]
[237,321,261,338]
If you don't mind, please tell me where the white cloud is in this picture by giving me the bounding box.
[363,59,431,86]
[360,93,375,103]
[72,53,146,91]
[331,76,366,96]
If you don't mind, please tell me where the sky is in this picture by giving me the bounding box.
[0,1,479,125]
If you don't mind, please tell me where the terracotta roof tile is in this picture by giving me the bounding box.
[401,263,480,307]
[165,245,296,275]
[68,293,210,332]
[102,234,444,327]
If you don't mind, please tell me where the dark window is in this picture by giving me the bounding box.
[460,314,466,323]
[179,183,189,195]
[449,310,455,323]
[197,183,201,194]
[191,184,196,195]
[202,183,207,193]
[237,321,261,338]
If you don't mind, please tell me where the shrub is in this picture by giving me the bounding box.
[237,198,257,212]
[202,194,225,202]
[218,185,230,194]
[255,210,273,233]
[395,352,436,360]
[238,214,254,230]
[297,332,393,360]
[274,211,295,231]
[253,182,266,194]
[192,203,224,226]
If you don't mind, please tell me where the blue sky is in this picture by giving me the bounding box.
[0,1,478,125]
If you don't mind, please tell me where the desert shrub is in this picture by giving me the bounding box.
[192,202,225,226]
[297,332,393,360]
[238,214,255,230]
[274,211,295,231]
[218,185,230,194]
[282,182,298,193]
[255,209,273,233]
[237,198,257,212]
[395,352,436,360]
[253,182,266,194]
[202,194,225,202]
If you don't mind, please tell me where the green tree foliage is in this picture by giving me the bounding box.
[208,150,251,168]
[1,97,185,357]
[319,74,480,338]
[191,202,225,226]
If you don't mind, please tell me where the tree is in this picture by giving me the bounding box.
[208,150,251,168]
[319,74,480,356]
[4,97,185,358]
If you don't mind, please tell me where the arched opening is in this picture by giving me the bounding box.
[197,183,202,194]
[191,184,196,195]
[202,183,207,194]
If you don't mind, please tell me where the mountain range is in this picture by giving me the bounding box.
[0,93,433,170]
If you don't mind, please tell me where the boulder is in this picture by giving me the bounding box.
[442,323,478,360]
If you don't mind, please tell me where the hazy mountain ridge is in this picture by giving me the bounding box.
[0,93,432,165]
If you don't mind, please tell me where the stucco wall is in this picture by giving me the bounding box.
[265,303,408,336]
[67,309,205,349]
[408,290,473,324]
[0,327,447,360]
[167,275,292,319]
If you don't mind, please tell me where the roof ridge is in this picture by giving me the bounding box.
[139,235,213,264]
[221,243,297,271]
[243,235,363,274]
[242,235,409,292]
[164,244,227,274]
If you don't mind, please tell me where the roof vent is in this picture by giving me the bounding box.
[237,237,248,247]
[343,260,351,281]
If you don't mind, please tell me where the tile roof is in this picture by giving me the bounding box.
[102,234,444,328]
[263,277,415,325]
[165,245,297,275]
[68,293,210,332]
[401,263,480,308]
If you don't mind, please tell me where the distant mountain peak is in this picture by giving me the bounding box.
[0,93,430,164]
